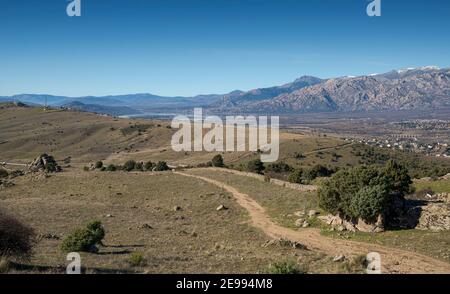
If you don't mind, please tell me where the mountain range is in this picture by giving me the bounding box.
[1,66,449,116]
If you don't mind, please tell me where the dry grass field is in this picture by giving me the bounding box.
[0,168,344,274]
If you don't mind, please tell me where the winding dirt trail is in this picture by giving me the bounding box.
[175,171,450,274]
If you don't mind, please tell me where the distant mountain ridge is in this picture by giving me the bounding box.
[211,66,450,114]
[2,66,449,115]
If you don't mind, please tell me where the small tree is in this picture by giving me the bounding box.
[95,161,103,169]
[211,155,225,167]
[123,160,136,172]
[247,159,265,174]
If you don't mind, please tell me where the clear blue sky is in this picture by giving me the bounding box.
[1,0,449,97]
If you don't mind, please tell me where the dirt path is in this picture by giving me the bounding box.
[175,171,450,274]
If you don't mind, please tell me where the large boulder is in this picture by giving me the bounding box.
[29,154,62,173]
[416,203,450,232]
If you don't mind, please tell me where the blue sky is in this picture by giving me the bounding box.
[1,0,449,97]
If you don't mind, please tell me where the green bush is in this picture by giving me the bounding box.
[267,261,307,274]
[211,155,225,167]
[106,164,117,172]
[0,168,8,179]
[350,185,387,223]
[247,159,265,174]
[289,165,335,185]
[95,161,103,169]
[144,161,154,171]
[288,169,306,184]
[318,160,411,223]
[129,252,146,267]
[135,162,144,171]
[266,162,292,173]
[60,220,105,253]
[154,161,170,171]
[123,160,136,172]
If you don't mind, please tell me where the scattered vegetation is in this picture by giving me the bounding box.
[267,261,307,274]
[60,220,105,253]
[288,164,335,185]
[247,159,265,174]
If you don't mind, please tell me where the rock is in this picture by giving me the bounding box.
[417,203,450,231]
[436,193,450,204]
[295,218,305,227]
[105,214,114,218]
[140,223,153,229]
[356,215,385,233]
[29,154,62,173]
[343,220,357,232]
[318,213,384,233]
[333,255,345,262]
[173,206,182,212]
[216,205,228,211]
[294,211,306,217]
[302,221,310,228]
[308,210,319,218]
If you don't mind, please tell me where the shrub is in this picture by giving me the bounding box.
[318,161,412,224]
[83,166,90,172]
[129,252,146,266]
[267,261,307,274]
[247,159,265,174]
[60,220,105,253]
[144,161,154,171]
[0,210,36,259]
[350,185,387,223]
[266,162,292,173]
[0,168,8,179]
[154,161,170,171]
[211,155,225,167]
[288,169,305,184]
[106,164,117,172]
[95,161,103,169]
[123,160,136,172]
[135,162,144,171]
